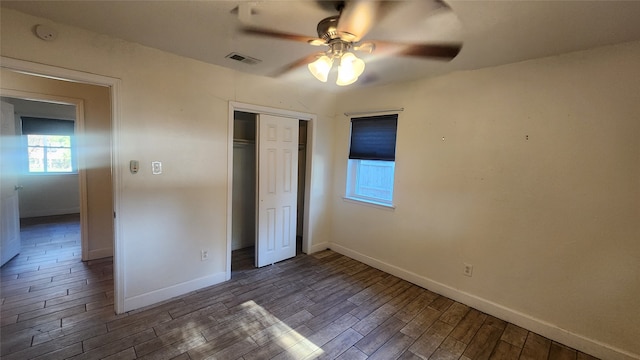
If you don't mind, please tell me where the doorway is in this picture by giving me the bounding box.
[227,102,316,277]
[1,56,123,313]
[0,70,114,263]
[0,96,87,264]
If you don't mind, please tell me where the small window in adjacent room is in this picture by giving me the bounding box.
[22,117,75,173]
[345,114,398,207]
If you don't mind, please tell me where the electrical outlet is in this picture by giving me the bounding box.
[463,263,473,277]
[201,250,209,261]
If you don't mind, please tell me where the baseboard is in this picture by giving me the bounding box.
[328,243,639,360]
[308,241,330,254]
[87,248,113,260]
[20,207,81,218]
[123,271,227,312]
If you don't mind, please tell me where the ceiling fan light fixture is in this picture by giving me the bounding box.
[308,55,333,82]
[336,52,365,86]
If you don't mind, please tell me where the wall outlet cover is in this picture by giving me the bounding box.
[463,263,473,277]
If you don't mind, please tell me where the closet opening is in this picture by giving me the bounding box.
[231,111,308,271]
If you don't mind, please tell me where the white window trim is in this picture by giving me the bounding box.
[342,196,396,210]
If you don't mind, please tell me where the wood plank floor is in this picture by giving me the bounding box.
[0,215,600,360]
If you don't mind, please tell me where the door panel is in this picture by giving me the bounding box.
[266,208,276,252]
[256,114,299,267]
[1,101,21,266]
[282,206,292,248]
[267,149,276,193]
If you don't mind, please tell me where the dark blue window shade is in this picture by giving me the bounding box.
[21,117,74,135]
[349,114,398,161]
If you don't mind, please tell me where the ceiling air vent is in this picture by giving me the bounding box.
[225,53,262,65]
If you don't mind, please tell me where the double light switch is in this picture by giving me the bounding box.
[129,160,162,175]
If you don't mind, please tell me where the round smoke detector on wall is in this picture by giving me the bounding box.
[35,24,58,41]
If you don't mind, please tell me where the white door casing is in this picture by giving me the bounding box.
[1,100,21,266]
[1,57,125,314]
[256,114,299,267]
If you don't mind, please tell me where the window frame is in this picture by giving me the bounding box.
[21,117,77,175]
[344,113,399,208]
[26,134,76,174]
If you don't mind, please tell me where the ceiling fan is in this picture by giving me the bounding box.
[241,0,462,86]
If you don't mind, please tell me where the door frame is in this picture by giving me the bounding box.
[1,56,124,314]
[0,90,89,260]
[227,101,316,279]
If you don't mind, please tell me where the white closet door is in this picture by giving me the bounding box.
[1,101,21,266]
[256,114,298,267]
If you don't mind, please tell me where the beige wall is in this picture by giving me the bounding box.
[4,5,638,360]
[1,69,114,259]
[1,9,335,310]
[332,41,640,359]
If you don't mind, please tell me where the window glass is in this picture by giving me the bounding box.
[46,135,71,147]
[349,159,395,203]
[27,134,74,173]
[28,146,45,172]
[46,147,73,172]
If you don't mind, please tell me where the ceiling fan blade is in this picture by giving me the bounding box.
[241,27,322,44]
[372,40,462,60]
[353,41,375,53]
[337,0,380,42]
[400,44,462,59]
[272,53,325,77]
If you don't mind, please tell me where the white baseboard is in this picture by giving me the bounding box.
[20,208,81,218]
[87,248,113,260]
[123,271,227,312]
[308,241,330,254]
[328,243,639,360]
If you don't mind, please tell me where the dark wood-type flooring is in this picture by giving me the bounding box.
[1,215,600,360]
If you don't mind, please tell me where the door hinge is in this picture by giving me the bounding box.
[114,211,116,219]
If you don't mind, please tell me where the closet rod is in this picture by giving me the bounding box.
[344,108,404,117]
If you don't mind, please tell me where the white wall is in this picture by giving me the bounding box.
[18,175,79,218]
[331,41,640,360]
[1,9,335,311]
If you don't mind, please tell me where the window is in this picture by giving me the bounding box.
[345,114,398,206]
[27,134,73,172]
[22,117,75,173]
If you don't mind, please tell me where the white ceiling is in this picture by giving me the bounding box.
[4,0,640,89]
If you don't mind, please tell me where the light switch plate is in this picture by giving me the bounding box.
[151,161,162,175]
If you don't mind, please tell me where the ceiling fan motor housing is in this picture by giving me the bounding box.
[318,15,359,44]
[317,16,341,41]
